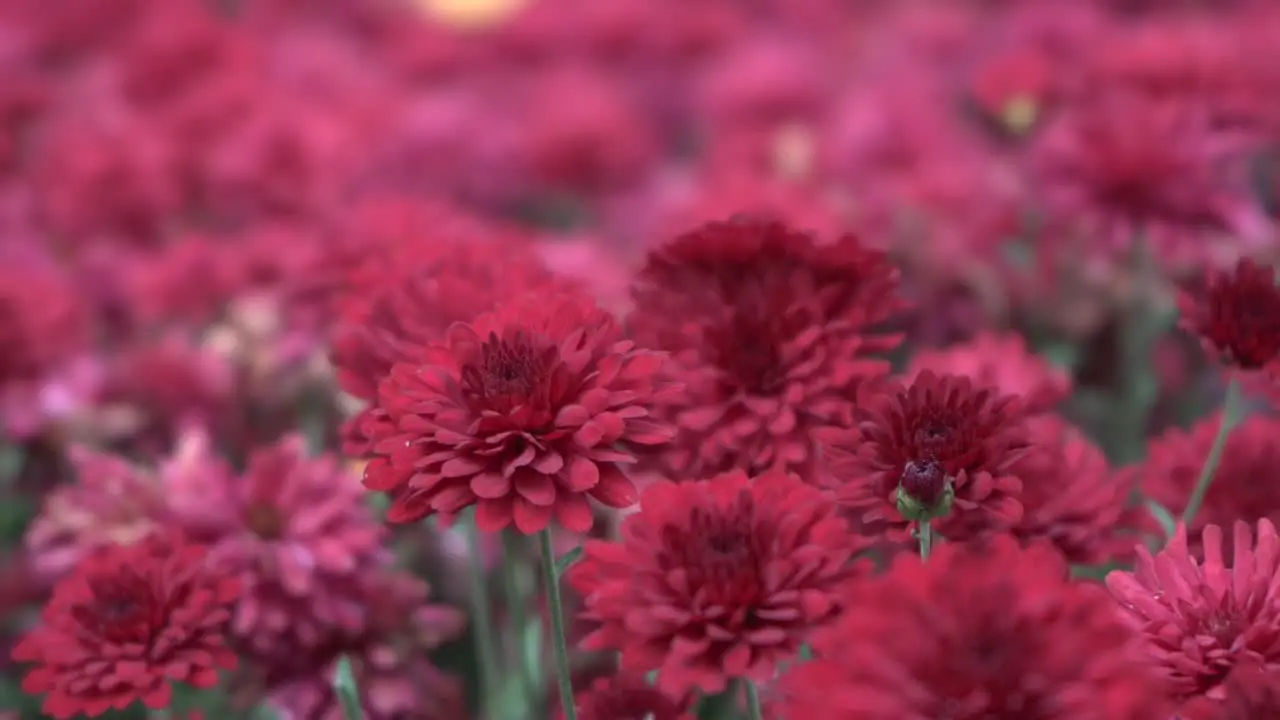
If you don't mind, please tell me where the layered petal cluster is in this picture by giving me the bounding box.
[1178,660,1280,720]
[565,674,693,720]
[780,536,1167,720]
[568,469,863,695]
[1010,416,1133,564]
[905,332,1070,414]
[24,446,169,581]
[628,217,903,482]
[362,290,677,533]
[332,231,570,455]
[1134,414,1280,556]
[164,432,389,666]
[823,370,1030,543]
[265,572,465,720]
[1177,257,1280,373]
[1107,519,1280,703]
[11,534,241,719]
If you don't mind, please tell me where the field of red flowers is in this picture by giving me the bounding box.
[3,0,1280,718]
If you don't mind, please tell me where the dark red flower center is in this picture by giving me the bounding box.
[665,493,763,607]
[246,504,287,539]
[711,313,786,396]
[75,572,159,642]
[461,331,551,413]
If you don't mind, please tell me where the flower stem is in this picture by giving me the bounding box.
[745,680,764,720]
[1182,378,1245,528]
[918,520,934,560]
[334,656,366,720]
[501,531,538,717]
[539,529,578,720]
[464,515,501,714]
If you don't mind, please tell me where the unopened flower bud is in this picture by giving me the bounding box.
[897,459,954,522]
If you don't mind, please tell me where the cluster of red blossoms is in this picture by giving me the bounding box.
[7,0,1280,719]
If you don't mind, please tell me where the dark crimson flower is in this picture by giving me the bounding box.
[1177,258,1280,371]
[779,535,1167,720]
[905,333,1071,414]
[629,217,902,482]
[332,229,570,456]
[11,534,241,719]
[563,674,693,720]
[823,370,1029,544]
[1178,659,1280,720]
[568,469,863,696]
[264,571,465,720]
[362,290,677,533]
[1008,416,1135,565]
[1133,413,1280,557]
[164,432,389,667]
[1107,519,1280,703]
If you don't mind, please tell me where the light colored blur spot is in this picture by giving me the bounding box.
[412,0,529,30]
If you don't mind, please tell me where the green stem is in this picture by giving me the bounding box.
[745,681,764,720]
[918,521,934,560]
[1182,378,1245,528]
[1112,236,1159,464]
[539,530,578,720]
[465,515,501,715]
[334,656,366,720]
[501,531,537,718]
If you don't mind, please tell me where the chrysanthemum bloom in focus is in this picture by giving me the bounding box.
[568,469,863,695]
[1134,414,1280,556]
[362,290,677,533]
[823,370,1030,544]
[563,674,693,720]
[1032,94,1268,268]
[1178,659,1280,720]
[164,431,389,666]
[265,571,465,720]
[629,217,903,482]
[1009,416,1134,564]
[0,264,93,438]
[780,536,1167,719]
[905,333,1071,414]
[1177,257,1280,374]
[332,232,571,455]
[1107,519,1280,704]
[11,534,241,719]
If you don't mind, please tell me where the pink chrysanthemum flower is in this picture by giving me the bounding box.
[362,290,677,533]
[568,469,863,696]
[1178,659,1280,720]
[11,534,241,719]
[905,333,1071,414]
[265,572,465,720]
[628,217,903,482]
[1177,257,1280,373]
[165,432,389,666]
[1107,519,1280,703]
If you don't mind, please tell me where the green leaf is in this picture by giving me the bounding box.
[333,656,366,720]
[1145,499,1178,541]
[554,546,583,577]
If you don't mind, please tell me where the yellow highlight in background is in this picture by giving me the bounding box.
[413,0,529,30]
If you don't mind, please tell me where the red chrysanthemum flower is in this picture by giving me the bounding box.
[264,572,465,720]
[362,290,677,533]
[779,535,1168,720]
[1133,413,1280,557]
[1107,519,1280,702]
[1178,659,1280,720]
[11,534,241,719]
[1177,257,1280,372]
[568,469,863,696]
[564,674,693,720]
[822,370,1030,544]
[1009,415,1134,565]
[905,332,1071,414]
[164,432,389,667]
[628,217,903,482]
[332,233,570,456]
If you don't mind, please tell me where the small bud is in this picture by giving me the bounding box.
[897,459,954,522]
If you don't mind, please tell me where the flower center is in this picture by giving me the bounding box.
[76,572,156,642]
[713,313,786,396]
[666,493,763,607]
[247,504,287,539]
[462,331,547,413]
